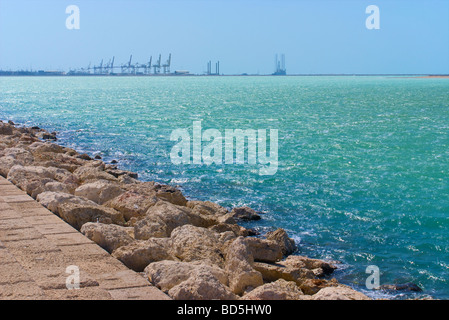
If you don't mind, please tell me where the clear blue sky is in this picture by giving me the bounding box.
[0,0,448,74]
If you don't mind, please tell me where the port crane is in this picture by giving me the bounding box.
[153,54,162,74]
[162,54,171,74]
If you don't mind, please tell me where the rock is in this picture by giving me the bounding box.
[300,278,341,295]
[168,270,237,300]
[0,148,35,177]
[187,201,229,216]
[80,222,135,253]
[244,237,283,263]
[252,262,315,286]
[7,165,73,193]
[121,181,156,195]
[224,237,264,295]
[379,282,422,292]
[185,201,234,227]
[28,141,65,154]
[36,191,125,229]
[241,279,304,300]
[58,200,125,230]
[32,153,84,173]
[30,180,77,198]
[153,184,187,206]
[312,286,371,300]
[73,166,118,183]
[37,191,84,214]
[36,131,57,141]
[94,155,102,160]
[110,160,118,164]
[0,123,14,135]
[145,201,214,235]
[266,228,297,255]
[112,238,174,272]
[74,180,124,205]
[229,206,261,221]
[209,223,254,237]
[77,153,92,161]
[170,225,225,267]
[145,260,229,292]
[104,191,157,221]
[281,255,337,278]
[117,174,139,185]
[132,215,168,239]
[105,168,138,179]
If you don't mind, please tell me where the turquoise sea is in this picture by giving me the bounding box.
[1,76,448,299]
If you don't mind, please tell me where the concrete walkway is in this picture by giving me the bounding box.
[0,176,170,300]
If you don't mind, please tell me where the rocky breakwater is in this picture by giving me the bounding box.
[0,121,371,300]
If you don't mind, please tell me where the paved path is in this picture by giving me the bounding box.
[0,176,170,300]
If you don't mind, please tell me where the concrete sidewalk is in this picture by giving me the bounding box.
[0,176,170,300]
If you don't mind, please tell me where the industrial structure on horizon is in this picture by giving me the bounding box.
[273,54,287,75]
[206,60,220,75]
[68,54,174,76]
[0,54,291,76]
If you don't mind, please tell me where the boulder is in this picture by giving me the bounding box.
[36,191,125,229]
[58,200,125,230]
[168,270,237,300]
[132,215,168,239]
[153,184,187,206]
[105,191,158,221]
[36,131,57,141]
[379,282,422,292]
[145,201,214,235]
[73,166,118,183]
[145,260,228,292]
[229,206,261,221]
[241,279,305,300]
[28,141,65,154]
[0,123,14,135]
[281,255,337,278]
[33,153,84,173]
[312,286,371,300]
[37,191,85,214]
[244,237,283,263]
[224,237,264,295]
[42,181,76,195]
[8,164,72,184]
[300,278,340,295]
[187,200,229,217]
[266,228,297,256]
[80,222,135,253]
[252,262,315,286]
[105,168,138,179]
[112,238,174,272]
[74,180,124,205]
[170,225,225,267]
[29,180,77,198]
[7,165,73,194]
[209,223,254,237]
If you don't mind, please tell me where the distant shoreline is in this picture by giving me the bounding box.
[0,72,448,78]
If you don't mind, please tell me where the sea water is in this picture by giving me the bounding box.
[1,75,448,299]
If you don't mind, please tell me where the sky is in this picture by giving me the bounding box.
[0,0,448,74]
